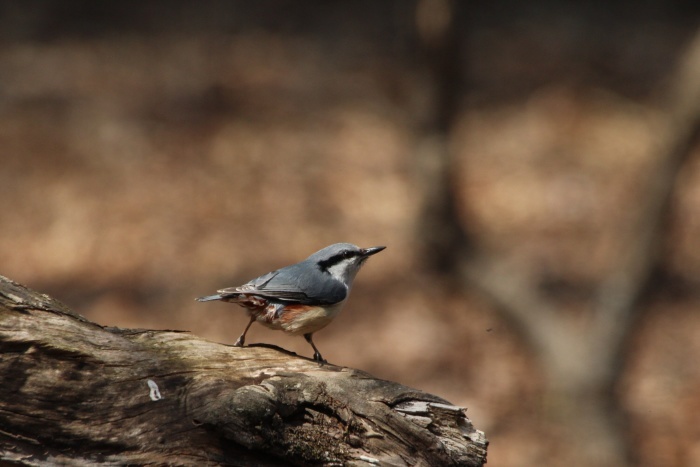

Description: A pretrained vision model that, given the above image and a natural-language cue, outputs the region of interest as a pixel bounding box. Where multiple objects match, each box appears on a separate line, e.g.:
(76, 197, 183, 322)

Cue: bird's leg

(234, 317, 255, 347)
(304, 333, 326, 365)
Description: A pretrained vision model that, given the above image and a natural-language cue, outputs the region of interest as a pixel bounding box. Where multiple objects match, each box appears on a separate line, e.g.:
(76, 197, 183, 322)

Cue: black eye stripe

(318, 250, 359, 270)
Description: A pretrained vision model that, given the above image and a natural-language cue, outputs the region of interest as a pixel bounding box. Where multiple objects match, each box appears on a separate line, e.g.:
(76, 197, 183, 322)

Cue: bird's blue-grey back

(198, 242, 381, 305)
(242, 260, 347, 305)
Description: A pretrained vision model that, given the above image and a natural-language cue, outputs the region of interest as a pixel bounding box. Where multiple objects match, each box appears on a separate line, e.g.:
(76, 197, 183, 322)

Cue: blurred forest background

(2, 1, 700, 465)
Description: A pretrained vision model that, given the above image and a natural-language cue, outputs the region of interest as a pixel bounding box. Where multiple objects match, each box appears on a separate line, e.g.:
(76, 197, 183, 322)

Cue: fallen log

(0, 275, 487, 466)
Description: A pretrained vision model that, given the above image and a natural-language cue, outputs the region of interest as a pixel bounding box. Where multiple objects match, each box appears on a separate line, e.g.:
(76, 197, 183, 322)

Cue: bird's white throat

(325, 258, 362, 288)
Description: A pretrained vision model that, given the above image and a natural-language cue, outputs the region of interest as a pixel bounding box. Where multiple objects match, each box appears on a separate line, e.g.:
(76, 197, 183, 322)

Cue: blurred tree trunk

(0, 275, 487, 466)
(412, 0, 700, 464)
(413, 0, 472, 274)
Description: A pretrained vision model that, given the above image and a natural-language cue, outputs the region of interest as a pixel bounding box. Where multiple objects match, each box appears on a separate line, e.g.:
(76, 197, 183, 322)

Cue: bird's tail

(195, 294, 223, 302)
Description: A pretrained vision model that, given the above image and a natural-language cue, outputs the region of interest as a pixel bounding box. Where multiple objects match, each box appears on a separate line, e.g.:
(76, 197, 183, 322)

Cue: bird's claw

(313, 352, 327, 366)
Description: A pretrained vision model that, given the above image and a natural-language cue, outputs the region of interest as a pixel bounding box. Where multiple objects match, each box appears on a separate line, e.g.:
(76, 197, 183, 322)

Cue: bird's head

(309, 243, 386, 287)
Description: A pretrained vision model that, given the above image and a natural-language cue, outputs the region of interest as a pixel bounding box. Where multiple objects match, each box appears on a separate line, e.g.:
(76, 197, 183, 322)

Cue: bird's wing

(218, 265, 347, 305)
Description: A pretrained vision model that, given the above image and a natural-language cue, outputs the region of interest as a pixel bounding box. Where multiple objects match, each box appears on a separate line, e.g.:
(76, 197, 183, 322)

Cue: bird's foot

(313, 352, 327, 366)
(233, 337, 245, 347)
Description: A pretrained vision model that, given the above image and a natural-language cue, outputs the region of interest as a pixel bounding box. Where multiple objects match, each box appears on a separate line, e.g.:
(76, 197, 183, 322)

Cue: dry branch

(591, 27, 700, 375)
(0, 275, 487, 466)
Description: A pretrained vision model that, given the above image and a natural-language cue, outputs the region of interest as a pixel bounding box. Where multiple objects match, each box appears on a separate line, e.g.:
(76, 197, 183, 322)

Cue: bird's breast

(272, 301, 346, 335)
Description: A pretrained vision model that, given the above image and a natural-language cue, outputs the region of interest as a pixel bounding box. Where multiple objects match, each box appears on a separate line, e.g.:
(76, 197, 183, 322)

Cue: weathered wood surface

(0, 275, 488, 466)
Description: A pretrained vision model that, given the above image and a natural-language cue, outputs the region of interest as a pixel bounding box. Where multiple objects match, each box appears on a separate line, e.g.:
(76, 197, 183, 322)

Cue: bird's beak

(360, 246, 386, 257)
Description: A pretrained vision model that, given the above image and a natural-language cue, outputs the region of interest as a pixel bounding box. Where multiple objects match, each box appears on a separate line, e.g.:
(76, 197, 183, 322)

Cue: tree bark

(0, 275, 487, 466)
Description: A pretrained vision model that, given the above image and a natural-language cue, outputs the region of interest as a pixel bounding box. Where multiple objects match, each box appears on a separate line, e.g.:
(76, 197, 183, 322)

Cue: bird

(196, 243, 385, 363)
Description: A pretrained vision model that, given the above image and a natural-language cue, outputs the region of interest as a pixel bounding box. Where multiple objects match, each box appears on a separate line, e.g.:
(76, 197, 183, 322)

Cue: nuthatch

(196, 243, 385, 363)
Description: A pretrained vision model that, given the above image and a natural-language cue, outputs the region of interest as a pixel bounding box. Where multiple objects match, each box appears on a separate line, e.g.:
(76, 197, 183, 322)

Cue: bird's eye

(342, 250, 352, 259)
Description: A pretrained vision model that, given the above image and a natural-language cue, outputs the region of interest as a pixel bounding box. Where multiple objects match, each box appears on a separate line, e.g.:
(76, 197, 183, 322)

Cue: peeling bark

(0, 275, 487, 466)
